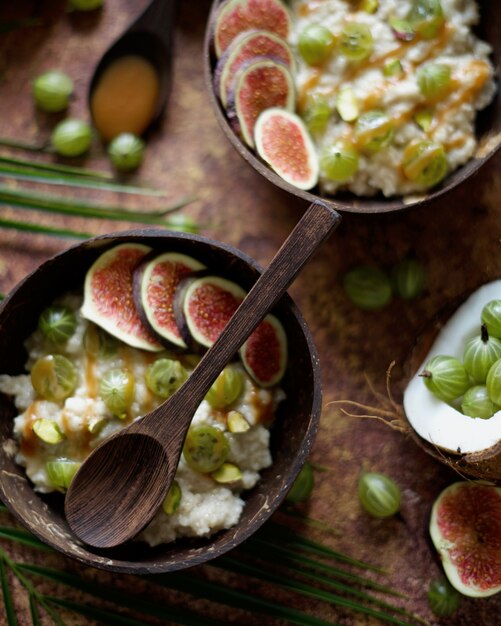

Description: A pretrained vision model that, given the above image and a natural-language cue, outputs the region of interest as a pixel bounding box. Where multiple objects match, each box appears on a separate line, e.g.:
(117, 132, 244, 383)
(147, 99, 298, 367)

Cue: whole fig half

(81, 243, 162, 352)
(429, 481, 501, 598)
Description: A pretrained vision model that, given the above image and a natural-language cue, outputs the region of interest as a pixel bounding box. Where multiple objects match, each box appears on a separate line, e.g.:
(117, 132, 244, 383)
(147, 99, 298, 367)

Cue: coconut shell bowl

(0, 229, 321, 573)
(204, 0, 501, 214)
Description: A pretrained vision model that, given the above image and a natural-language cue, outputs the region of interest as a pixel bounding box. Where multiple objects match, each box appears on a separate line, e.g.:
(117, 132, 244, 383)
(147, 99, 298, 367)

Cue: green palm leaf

(0, 155, 112, 180)
(29, 596, 42, 626)
(0, 557, 18, 626)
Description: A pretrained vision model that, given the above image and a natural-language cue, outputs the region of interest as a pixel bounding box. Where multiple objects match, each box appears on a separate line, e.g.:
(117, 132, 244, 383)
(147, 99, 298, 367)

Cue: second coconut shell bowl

(204, 0, 501, 214)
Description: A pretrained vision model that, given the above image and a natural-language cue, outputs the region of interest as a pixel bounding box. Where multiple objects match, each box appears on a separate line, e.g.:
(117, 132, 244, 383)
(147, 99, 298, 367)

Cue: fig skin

(403, 283, 501, 484)
(132, 252, 206, 352)
(254, 108, 319, 191)
(172, 271, 212, 354)
(81, 243, 163, 352)
(226, 57, 295, 148)
(429, 481, 501, 598)
(240, 313, 287, 387)
(215, 29, 295, 107)
(212, 0, 291, 59)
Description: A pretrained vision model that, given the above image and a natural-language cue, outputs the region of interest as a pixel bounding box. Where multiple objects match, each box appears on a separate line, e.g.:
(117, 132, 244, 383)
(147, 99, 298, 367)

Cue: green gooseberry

(427, 578, 461, 617)
(146, 358, 188, 399)
(286, 462, 315, 504)
(298, 24, 335, 66)
(46, 459, 81, 492)
(38, 305, 77, 344)
(463, 325, 501, 383)
(183, 424, 229, 473)
(358, 472, 400, 518)
(33, 70, 73, 113)
(205, 366, 244, 409)
(461, 385, 497, 419)
(391, 257, 426, 300)
(343, 266, 392, 310)
(69, 0, 104, 10)
(107, 132, 145, 171)
(51, 119, 92, 157)
(420, 355, 470, 403)
(486, 358, 501, 405)
(481, 299, 501, 338)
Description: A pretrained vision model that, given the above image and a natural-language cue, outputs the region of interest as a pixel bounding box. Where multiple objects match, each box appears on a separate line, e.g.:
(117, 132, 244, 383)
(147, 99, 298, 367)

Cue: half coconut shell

(403, 280, 501, 483)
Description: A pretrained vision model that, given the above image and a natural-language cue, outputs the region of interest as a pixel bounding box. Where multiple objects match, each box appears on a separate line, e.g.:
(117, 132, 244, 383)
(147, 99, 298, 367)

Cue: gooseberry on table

(358, 472, 401, 518)
(32, 70, 73, 113)
(107, 132, 145, 171)
(427, 578, 461, 617)
(286, 462, 314, 504)
(51, 119, 92, 157)
(391, 257, 426, 300)
(343, 266, 392, 311)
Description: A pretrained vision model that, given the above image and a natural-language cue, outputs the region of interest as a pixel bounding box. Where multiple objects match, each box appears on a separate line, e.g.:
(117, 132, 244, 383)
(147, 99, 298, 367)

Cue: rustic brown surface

(0, 1, 500, 625)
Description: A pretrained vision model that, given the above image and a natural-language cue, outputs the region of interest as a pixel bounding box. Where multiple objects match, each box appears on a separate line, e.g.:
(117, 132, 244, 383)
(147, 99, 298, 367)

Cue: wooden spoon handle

(143, 201, 341, 438)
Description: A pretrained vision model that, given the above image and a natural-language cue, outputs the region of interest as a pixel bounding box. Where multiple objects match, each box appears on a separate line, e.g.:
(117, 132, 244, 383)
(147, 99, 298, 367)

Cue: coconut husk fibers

(0, 0, 499, 624)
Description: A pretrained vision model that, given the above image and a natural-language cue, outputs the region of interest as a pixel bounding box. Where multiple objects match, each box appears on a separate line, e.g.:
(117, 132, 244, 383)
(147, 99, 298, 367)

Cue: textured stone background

(0, 1, 499, 624)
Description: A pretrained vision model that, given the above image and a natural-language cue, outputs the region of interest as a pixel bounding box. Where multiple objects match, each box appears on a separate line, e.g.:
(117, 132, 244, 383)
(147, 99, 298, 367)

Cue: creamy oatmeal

(289, 0, 496, 196)
(0, 294, 284, 546)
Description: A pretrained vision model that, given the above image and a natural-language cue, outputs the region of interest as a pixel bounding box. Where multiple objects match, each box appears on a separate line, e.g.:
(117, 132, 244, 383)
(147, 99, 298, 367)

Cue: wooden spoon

(65, 201, 341, 548)
(88, 0, 177, 133)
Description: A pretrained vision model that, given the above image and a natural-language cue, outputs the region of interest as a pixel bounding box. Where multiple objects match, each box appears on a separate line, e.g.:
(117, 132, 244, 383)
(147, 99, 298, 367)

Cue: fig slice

(254, 108, 319, 190)
(429, 481, 501, 598)
(215, 29, 295, 108)
(179, 275, 246, 349)
(240, 313, 287, 387)
(228, 59, 295, 148)
(133, 252, 206, 350)
(213, 0, 291, 58)
(81, 243, 162, 352)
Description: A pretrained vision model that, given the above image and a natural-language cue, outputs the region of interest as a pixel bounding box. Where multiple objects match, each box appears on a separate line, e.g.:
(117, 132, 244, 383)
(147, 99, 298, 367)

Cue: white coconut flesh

(403, 280, 501, 455)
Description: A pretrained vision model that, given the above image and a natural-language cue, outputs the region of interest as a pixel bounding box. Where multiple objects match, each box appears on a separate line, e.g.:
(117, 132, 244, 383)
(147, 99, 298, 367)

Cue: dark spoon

(88, 0, 177, 131)
(65, 201, 341, 549)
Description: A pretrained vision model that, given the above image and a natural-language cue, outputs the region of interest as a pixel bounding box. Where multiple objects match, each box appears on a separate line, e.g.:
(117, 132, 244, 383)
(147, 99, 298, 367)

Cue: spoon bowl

(0, 227, 323, 573)
(88, 0, 177, 137)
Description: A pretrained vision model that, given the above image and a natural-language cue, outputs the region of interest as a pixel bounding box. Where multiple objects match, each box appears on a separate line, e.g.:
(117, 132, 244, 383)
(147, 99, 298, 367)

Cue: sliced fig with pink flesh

(429, 481, 501, 598)
(254, 108, 319, 190)
(215, 29, 295, 108)
(134, 252, 206, 350)
(82, 243, 162, 352)
(213, 0, 291, 58)
(228, 59, 295, 148)
(240, 313, 287, 387)
(180, 276, 246, 349)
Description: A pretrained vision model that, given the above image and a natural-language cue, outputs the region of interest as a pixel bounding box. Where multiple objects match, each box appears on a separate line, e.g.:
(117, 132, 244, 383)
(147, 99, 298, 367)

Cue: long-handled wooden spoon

(65, 201, 341, 548)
